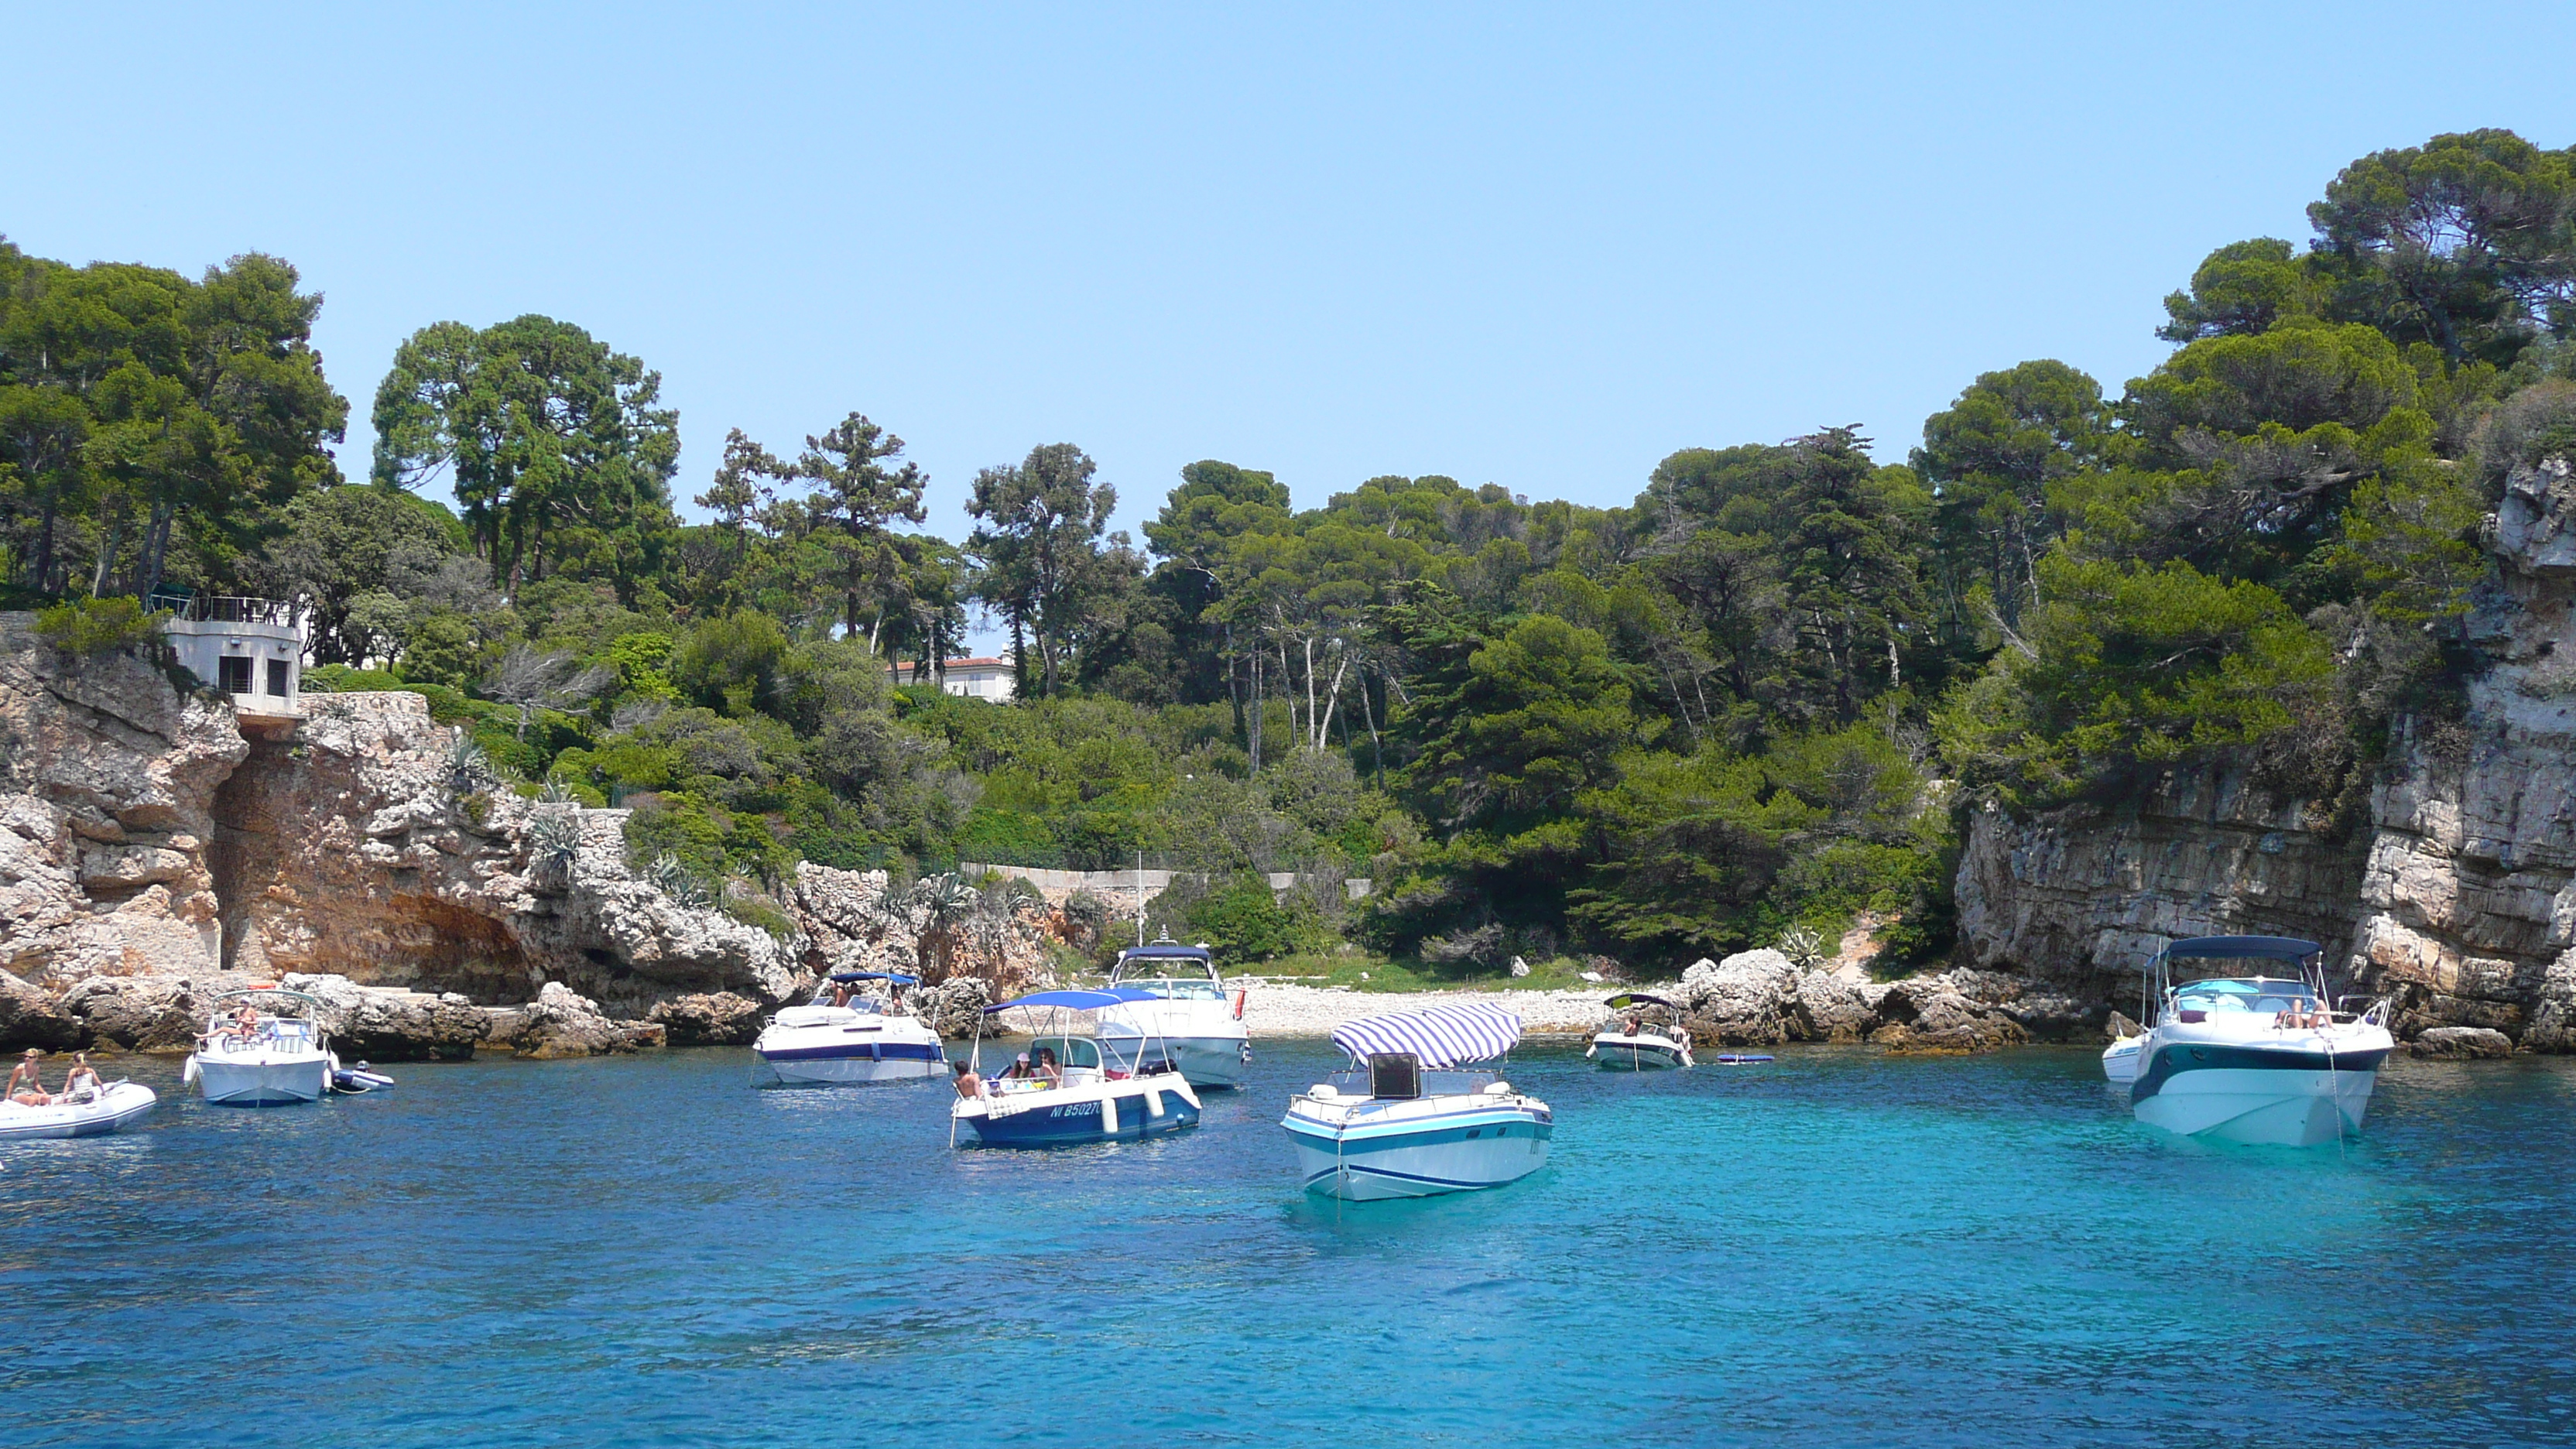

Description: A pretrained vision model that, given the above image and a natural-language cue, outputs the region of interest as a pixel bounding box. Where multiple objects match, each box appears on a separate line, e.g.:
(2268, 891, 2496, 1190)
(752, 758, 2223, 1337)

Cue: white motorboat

(0, 1081, 157, 1139)
(2102, 1033, 2144, 1085)
(752, 971, 947, 1087)
(951, 989, 1201, 1146)
(2128, 935, 2393, 1147)
(1586, 992, 1694, 1070)
(1283, 1002, 1550, 1201)
(1095, 940, 1252, 1088)
(183, 987, 336, 1106)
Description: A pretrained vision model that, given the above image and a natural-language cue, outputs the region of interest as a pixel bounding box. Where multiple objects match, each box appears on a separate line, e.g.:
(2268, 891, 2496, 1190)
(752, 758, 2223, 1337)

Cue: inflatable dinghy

(0, 1082, 157, 1140)
(331, 1064, 396, 1094)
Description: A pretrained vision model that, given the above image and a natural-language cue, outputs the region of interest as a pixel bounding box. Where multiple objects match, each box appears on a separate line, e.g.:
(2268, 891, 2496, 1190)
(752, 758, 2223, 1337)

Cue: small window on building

(218, 656, 253, 694)
(265, 659, 289, 697)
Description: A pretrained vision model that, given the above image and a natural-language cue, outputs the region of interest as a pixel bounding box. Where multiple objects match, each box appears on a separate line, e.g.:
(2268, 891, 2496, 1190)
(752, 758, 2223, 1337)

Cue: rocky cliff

(0, 623, 1064, 1054)
(1957, 453, 2576, 1050)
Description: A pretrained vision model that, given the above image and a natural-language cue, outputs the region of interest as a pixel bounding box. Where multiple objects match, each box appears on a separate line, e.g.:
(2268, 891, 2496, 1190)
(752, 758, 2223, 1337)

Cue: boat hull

(0, 1083, 157, 1139)
(194, 1057, 331, 1107)
(2130, 1045, 2386, 1146)
(752, 1040, 947, 1087)
(2102, 1038, 2142, 1085)
(1588, 1034, 1689, 1070)
(955, 1075, 1202, 1147)
(1285, 1105, 1553, 1200)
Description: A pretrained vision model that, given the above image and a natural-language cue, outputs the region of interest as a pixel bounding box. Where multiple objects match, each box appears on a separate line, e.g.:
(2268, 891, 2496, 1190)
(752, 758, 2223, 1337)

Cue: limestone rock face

(786, 864, 1059, 995)
(506, 981, 663, 1058)
(211, 691, 802, 1016)
(274, 972, 491, 1061)
(57, 975, 204, 1053)
(1869, 977, 2030, 1054)
(0, 968, 82, 1050)
(910, 976, 993, 1040)
(2408, 1025, 2515, 1059)
(0, 618, 244, 984)
(649, 991, 765, 1046)
(1951, 448, 2576, 1053)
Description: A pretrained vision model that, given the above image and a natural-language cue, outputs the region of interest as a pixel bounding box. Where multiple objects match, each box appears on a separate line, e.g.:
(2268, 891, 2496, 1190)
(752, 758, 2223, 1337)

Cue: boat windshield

(1112, 958, 1224, 999)
(1023, 1036, 1105, 1071)
(2174, 978, 2317, 1013)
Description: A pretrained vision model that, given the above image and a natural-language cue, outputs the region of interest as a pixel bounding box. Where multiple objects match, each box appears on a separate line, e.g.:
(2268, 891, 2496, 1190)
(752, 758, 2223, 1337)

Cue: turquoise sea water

(4, 1042, 2572, 1447)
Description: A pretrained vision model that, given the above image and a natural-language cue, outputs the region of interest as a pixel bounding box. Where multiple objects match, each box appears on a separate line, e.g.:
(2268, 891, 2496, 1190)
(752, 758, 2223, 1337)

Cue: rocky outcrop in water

(273, 972, 492, 1061)
(502, 981, 665, 1058)
(2407, 1025, 2515, 1059)
(649, 991, 765, 1046)
(1658, 950, 2047, 1053)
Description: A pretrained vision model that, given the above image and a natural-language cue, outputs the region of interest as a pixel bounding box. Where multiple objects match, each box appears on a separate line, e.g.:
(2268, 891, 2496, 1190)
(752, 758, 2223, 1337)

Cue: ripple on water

(2, 1045, 2573, 1447)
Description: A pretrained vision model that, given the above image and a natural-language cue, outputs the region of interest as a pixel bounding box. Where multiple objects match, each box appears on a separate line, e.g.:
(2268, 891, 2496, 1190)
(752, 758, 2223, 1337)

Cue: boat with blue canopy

(1280, 1002, 1551, 1201)
(752, 971, 948, 1087)
(2126, 934, 2393, 1146)
(1098, 937, 1252, 1088)
(950, 988, 1202, 1147)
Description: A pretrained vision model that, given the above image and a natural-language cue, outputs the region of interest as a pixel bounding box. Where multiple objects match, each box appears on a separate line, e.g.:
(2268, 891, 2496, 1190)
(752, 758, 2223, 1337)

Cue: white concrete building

(159, 595, 303, 724)
(897, 656, 1016, 702)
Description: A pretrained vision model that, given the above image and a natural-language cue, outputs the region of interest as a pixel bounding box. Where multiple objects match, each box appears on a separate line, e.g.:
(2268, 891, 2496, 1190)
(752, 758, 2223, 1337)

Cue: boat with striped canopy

(1280, 1002, 1552, 1201)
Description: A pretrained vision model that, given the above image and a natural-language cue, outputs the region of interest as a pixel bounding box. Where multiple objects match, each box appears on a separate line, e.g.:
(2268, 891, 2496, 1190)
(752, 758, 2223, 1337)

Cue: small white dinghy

(184, 986, 336, 1107)
(0, 1082, 157, 1140)
(1586, 992, 1694, 1070)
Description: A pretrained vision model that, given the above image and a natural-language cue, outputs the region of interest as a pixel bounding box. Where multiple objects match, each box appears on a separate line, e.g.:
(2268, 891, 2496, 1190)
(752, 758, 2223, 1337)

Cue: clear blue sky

(11, 2, 2576, 574)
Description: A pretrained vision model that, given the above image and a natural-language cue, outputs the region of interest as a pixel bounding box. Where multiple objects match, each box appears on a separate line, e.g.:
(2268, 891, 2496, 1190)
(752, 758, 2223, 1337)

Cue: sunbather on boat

(229, 1002, 263, 1040)
(57, 1053, 101, 1103)
(952, 1061, 985, 1099)
(8, 1050, 51, 1105)
(1030, 1047, 1063, 1087)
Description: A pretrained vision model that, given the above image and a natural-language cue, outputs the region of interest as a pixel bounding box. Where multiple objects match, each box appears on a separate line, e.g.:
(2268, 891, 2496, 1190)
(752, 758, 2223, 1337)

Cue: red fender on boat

(1234, 989, 1247, 1020)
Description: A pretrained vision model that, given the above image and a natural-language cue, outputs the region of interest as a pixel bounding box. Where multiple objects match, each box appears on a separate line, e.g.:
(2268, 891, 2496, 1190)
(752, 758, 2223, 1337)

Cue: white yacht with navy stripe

(1282, 1002, 1552, 1201)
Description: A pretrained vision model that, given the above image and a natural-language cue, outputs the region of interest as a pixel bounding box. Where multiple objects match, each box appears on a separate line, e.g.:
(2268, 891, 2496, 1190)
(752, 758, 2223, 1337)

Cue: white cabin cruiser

(1283, 1002, 1550, 1201)
(183, 987, 337, 1106)
(1587, 992, 1694, 1070)
(1097, 940, 1251, 1088)
(951, 990, 1201, 1146)
(2128, 936, 2393, 1147)
(752, 971, 947, 1087)
(0, 1081, 156, 1139)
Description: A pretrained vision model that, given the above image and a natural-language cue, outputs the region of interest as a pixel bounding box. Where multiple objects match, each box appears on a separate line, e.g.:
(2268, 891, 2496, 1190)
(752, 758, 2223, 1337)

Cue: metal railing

(146, 592, 300, 626)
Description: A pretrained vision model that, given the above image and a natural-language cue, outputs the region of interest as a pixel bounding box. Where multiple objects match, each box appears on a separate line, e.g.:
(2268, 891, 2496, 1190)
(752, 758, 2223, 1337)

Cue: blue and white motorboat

(2128, 935, 2393, 1147)
(1097, 939, 1252, 1088)
(951, 989, 1202, 1147)
(1282, 1002, 1551, 1201)
(752, 971, 948, 1087)
(1586, 992, 1693, 1070)
(183, 987, 336, 1106)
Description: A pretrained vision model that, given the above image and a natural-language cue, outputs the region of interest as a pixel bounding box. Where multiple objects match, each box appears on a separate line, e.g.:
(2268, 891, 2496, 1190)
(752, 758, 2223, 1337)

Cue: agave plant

(909, 872, 979, 977)
(445, 732, 493, 794)
(1776, 924, 1828, 970)
(537, 777, 577, 806)
(526, 810, 582, 878)
(647, 853, 714, 910)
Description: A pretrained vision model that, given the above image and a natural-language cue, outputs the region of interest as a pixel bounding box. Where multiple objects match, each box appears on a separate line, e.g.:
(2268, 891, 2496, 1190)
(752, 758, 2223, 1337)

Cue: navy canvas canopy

(985, 988, 1163, 1013)
(1604, 992, 1677, 1009)
(1331, 1002, 1523, 1067)
(1119, 944, 1212, 961)
(2160, 936, 2320, 961)
(829, 971, 920, 985)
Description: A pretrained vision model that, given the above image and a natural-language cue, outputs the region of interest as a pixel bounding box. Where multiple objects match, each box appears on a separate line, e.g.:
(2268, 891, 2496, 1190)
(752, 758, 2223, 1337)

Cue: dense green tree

(967, 443, 1119, 697)
(257, 484, 469, 663)
(2159, 238, 2321, 343)
(1913, 361, 2112, 639)
(372, 315, 679, 599)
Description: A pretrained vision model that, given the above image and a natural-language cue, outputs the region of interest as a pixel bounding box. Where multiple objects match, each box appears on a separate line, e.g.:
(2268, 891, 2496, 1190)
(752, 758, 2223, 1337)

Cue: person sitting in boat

(1622, 1013, 1642, 1037)
(951, 1060, 985, 1100)
(57, 1053, 101, 1103)
(7, 1050, 50, 1107)
(229, 1001, 264, 1042)
(1031, 1046, 1063, 1088)
(999, 1051, 1033, 1080)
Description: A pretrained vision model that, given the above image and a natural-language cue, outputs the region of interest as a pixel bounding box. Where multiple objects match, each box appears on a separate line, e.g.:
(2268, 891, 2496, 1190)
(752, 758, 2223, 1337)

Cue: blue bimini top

(985, 988, 1163, 1014)
(831, 971, 921, 985)
(1331, 1002, 1523, 1068)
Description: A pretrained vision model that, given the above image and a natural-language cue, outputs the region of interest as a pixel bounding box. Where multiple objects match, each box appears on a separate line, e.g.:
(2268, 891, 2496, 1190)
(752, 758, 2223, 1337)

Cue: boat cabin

(2170, 977, 2321, 1023)
(1110, 942, 1225, 999)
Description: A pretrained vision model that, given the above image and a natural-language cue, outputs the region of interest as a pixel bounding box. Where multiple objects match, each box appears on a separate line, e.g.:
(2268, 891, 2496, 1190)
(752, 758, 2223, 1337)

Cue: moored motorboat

(1586, 992, 1694, 1070)
(752, 971, 947, 1087)
(184, 987, 335, 1107)
(0, 1081, 157, 1140)
(1283, 1002, 1550, 1201)
(951, 989, 1202, 1147)
(1096, 939, 1252, 1088)
(2102, 1033, 2143, 1085)
(2128, 936, 2393, 1147)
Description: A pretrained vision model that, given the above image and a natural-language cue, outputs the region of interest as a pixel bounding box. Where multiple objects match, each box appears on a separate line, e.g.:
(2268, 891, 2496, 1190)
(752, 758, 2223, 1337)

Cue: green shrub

(34, 596, 166, 656)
